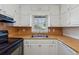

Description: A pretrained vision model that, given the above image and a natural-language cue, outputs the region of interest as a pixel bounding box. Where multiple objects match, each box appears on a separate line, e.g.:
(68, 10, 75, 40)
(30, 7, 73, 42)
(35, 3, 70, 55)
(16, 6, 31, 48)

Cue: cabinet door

(0, 4, 20, 26)
(61, 4, 79, 26)
(57, 41, 77, 55)
(24, 44, 57, 55)
(3, 5, 16, 17)
(70, 7, 79, 26)
(61, 12, 71, 26)
(50, 15, 60, 26)
(49, 5, 59, 15)
(0, 5, 5, 14)
(24, 40, 58, 55)
(61, 4, 70, 14)
(20, 15, 31, 26)
(60, 4, 71, 27)
(69, 4, 79, 10)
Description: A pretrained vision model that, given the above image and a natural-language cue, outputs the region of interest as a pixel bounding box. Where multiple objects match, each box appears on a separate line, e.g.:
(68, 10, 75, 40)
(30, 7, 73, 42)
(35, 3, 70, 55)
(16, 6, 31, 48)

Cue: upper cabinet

(49, 5, 60, 27)
(2, 4, 79, 27)
(60, 4, 79, 27)
(20, 5, 60, 27)
(61, 5, 70, 14)
(50, 15, 60, 27)
(0, 5, 19, 22)
(60, 10, 71, 26)
(0, 5, 19, 18)
(60, 4, 71, 27)
(70, 6, 79, 26)
(0, 4, 60, 27)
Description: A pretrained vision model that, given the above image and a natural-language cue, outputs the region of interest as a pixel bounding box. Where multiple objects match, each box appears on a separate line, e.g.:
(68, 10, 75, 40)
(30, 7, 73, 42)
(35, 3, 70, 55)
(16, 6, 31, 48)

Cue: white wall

(63, 27, 79, 39)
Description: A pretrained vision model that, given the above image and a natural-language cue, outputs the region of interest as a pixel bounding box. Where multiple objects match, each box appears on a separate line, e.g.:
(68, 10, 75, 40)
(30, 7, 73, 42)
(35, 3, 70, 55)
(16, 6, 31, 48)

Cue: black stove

(0, 30, 23, 55)
(0, 30, 8, 44)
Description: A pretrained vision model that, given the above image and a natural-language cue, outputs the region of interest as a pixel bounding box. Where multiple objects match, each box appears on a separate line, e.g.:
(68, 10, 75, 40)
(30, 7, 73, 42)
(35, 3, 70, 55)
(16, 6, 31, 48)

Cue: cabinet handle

(38, 45, 42, 47)
(27, 45, 31, 48)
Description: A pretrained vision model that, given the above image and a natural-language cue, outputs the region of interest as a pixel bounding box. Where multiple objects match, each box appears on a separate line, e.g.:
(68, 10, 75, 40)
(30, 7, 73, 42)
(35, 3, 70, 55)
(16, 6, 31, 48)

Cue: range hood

(0, 14, 16, 23)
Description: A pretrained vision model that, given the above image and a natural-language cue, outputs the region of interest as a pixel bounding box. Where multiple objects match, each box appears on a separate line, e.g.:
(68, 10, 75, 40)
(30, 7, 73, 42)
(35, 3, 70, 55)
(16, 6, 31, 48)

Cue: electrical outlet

(48, 29, 50, 32)
(22, 29, 26, 32)
(53, 29, 55, 32)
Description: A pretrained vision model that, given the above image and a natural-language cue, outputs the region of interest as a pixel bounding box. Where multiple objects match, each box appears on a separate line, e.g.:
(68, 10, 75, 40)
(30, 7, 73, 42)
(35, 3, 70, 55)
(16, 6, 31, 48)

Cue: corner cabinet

(60, 4, 79, 27)
(24, 39, 77, 55)
(70, 6, 79, 26)
(57, 41, 77, 55)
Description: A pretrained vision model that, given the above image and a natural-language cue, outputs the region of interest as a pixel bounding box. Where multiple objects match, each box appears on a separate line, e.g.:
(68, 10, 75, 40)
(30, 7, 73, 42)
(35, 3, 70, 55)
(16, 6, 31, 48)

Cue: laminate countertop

(49, 35, 79, 54)
(9, 35, 79, 54)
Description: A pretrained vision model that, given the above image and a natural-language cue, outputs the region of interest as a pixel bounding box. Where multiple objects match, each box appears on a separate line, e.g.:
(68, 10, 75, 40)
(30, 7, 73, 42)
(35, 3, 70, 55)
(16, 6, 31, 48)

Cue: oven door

(0, 30, 8, 44)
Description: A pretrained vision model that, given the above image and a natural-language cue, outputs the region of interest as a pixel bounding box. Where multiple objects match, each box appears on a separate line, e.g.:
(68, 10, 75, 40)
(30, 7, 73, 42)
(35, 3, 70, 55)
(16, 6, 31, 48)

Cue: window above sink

(32, 15, 48, 33)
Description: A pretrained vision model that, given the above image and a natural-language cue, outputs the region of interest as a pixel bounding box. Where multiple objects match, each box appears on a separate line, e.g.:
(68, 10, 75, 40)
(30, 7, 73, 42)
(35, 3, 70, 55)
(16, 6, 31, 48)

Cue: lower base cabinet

(57, 41, 77, 55)
(24, 45, 57, 55)
(24, 39, 58, 55)
(24, 39, 77, 55)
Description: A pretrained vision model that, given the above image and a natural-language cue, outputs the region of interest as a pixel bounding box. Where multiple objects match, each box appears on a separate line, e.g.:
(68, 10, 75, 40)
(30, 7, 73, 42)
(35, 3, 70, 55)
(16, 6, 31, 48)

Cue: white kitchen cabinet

(24, 39, 77, 55)
(57, 41, 77, 55)
(24, 44, 57, 55)
(24, 39, 58, 55)
(60, 4, 79, 27)
(49, 5, 59, 15)
(20, 5, 60, 27)
(31, 5, 49, 11)
(49, 5, 60, 27)
(0, 5, 8, 15)
(60, 12, 71, 26)
(61, 4, 70, 14)
(0, 5, 4, 14)
(24, 39, 57, 44)
(69, 4, 79, 10)
(16, 5, 31, 26)
(60, 4, 71, 27)
(1, 5, 18, 18)
(0, 4, 20, 26)
(19, 15, 31, 26)
(70, 6, 79, 26)
(3, 5, 15, 17)
(12, 5, 21, 26)
(50, 15, 60, 27)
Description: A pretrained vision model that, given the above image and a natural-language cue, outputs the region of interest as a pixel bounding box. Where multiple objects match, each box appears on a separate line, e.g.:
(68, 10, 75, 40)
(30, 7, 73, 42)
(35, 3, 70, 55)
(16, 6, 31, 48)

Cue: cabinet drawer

(24, 40, 57, 45)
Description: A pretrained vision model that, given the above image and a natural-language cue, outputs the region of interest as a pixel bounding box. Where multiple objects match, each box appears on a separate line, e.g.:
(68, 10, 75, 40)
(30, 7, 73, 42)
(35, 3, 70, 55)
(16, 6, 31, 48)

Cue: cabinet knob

(38, 45, 42, 47)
